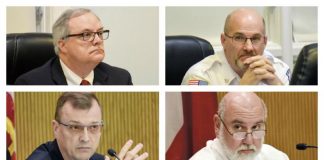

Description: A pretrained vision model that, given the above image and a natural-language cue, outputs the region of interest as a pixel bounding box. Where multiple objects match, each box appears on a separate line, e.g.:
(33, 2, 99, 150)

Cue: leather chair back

(7, 33, 56, 85)
(166, 35, 214, 85)
(290, 43, 318, 85)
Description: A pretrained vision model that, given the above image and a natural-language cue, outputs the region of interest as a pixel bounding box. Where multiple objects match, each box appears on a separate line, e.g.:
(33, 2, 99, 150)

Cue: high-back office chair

(166, 35, 214, 85)
(290, 43, 318, 85)
(7, 33, 56, 85)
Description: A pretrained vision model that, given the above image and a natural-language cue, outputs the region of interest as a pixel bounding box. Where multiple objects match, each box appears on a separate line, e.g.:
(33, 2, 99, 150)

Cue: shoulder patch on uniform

(188, 80, 208, 85)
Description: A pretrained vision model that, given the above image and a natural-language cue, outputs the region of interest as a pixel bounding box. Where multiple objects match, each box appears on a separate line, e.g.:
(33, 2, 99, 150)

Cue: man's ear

(220, 33, 226, 46)
(52, 120, 59, 137)
(213, 114, 221, 136)
(263, 35, 268, 46)
(58, 39, 67, 54)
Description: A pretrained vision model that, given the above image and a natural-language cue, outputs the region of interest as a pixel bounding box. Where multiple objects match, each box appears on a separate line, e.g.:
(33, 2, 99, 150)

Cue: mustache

(237, 144, 257, 152)
(239, 52, 256, 58)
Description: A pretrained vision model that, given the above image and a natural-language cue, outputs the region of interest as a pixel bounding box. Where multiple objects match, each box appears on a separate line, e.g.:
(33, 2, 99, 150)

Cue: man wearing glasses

(182, 8, 290, 85)
(27, 92, 148, 160)
(15, 8, 132, 85)
(190, 92, 289, 160)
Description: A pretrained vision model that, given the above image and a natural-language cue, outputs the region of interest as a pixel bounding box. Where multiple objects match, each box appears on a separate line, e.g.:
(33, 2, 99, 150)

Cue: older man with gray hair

(190, 92, 289, 160)
(15, 8, 132, 85)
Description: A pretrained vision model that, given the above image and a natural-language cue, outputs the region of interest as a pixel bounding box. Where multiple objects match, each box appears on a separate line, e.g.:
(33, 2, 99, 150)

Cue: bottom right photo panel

(166, 92, 317, 160)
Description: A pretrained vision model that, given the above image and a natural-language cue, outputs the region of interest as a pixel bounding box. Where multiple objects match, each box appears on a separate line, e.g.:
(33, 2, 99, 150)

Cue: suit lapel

(51, 57, 68, 85)
(93, 63, 109, 85)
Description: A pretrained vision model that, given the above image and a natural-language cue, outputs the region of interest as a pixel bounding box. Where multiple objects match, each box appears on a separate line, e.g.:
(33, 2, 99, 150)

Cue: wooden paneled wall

(15, 92, 159, 160)
(216, 92, 317, 160)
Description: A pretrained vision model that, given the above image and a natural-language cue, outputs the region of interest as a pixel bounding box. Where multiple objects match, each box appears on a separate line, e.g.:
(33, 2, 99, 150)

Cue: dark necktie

(80, 80, 91, 85)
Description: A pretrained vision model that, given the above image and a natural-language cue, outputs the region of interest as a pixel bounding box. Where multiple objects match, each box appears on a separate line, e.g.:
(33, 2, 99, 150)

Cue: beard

(235, 51, 257, 72)
(218, 127, 263, 160)
(235, 59, 248, 71)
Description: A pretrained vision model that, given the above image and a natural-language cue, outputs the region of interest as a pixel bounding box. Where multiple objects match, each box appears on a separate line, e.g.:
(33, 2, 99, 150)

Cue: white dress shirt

(60, 59, 94, 85)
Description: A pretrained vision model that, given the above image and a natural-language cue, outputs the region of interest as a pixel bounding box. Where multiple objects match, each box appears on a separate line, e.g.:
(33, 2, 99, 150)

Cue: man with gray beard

(190, 92, 289, 160)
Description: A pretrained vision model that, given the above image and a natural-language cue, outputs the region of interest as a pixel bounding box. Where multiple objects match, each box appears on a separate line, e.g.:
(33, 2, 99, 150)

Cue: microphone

(296, 143, 318, 150)
(107, 149, 120, 160)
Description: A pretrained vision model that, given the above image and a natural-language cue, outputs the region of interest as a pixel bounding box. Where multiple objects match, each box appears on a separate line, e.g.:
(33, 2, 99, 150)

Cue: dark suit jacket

(14, 57, 132, 85)
(27, 140, 104, 160)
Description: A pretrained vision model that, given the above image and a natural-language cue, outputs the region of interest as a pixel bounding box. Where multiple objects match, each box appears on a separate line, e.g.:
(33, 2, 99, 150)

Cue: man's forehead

(60, 101, 102, 118)
(228, 10, 264, 34)
(68, 12, 102, 31)
(223, 93, 264, 115)
(227, 97, 263, 111)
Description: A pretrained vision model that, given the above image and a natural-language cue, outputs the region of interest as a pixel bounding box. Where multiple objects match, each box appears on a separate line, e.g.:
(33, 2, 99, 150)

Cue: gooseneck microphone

(107, 149, 121, 160)
(296, 143, 318, 150)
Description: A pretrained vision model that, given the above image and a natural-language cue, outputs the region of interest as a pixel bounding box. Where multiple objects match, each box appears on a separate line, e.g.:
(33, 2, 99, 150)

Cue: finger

(255, 72, 276, 80)
(124, 143, 144, 160)
(105, 155, 111, 160)
(129, 143, 144, 155)
(263, 64, 275, 73)
(124, 152, 136, 160)
(248, 58, 272, 69)
(135, 152, 149, 160)
(252, 68, 268, 75)
(243, 55, 263, 64)
(118, 140, 134, 159)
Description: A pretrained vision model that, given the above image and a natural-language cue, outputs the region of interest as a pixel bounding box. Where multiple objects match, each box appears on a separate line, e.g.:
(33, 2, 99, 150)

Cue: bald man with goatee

(182, 8, 290, 85)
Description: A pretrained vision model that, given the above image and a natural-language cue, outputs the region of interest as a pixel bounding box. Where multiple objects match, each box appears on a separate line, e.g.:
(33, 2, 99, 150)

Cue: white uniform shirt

(181, 50, 290, 85)
(190, 138, 289, 160)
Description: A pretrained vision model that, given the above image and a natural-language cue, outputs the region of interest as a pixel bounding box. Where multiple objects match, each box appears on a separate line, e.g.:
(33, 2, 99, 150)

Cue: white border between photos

(1, 0, 322, 160)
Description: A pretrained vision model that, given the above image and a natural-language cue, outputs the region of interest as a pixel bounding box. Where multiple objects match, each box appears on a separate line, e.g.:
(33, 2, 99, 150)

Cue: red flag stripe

(166, 92, 218, 159)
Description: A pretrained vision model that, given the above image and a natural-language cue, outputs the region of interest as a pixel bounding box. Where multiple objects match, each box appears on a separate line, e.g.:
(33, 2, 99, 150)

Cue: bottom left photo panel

(6, 92, 159, 160)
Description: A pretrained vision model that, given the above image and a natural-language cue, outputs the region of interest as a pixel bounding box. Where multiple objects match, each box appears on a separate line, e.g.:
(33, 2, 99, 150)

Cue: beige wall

(7, 7, 36, 33)
(15, 92, 159, 160)
(217, 92, 317, 160)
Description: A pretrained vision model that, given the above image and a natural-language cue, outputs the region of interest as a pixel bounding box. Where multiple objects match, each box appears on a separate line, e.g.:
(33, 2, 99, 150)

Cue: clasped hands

(239, 55, 283, 85)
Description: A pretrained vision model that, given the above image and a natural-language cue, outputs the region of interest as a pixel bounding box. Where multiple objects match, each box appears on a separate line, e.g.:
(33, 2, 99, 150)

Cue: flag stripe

(166, 92, 218, 159)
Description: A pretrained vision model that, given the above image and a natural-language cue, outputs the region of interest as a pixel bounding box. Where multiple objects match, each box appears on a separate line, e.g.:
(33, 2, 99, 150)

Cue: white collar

(59, 59, 94, 85)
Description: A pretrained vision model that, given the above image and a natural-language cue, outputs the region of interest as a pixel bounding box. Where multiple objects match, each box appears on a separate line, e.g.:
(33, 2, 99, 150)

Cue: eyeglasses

(57, 120, 104, 134)
(63, 30, 110, 42)
(224, 32, 264, 46)
(219, 117, 266, 140)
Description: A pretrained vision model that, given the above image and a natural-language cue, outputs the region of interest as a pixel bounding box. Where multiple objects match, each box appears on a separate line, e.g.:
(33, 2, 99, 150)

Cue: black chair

(166, 35, 214, 85)
(7, 33, 56, 85)
(290, 43, 318, 85)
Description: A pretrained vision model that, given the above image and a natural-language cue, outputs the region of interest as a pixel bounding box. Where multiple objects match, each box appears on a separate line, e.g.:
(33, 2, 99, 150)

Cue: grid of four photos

(5, 3, 319, 160)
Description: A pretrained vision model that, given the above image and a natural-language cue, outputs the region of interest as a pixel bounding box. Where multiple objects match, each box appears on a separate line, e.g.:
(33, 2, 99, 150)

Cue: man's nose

(92, 33, 103, 45)
(80, 127, 90, 142)
(243, 39, 254, 51)
(242, 132, 254, 145)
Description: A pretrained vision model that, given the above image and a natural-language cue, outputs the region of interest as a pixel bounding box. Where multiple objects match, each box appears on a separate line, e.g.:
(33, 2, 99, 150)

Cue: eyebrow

(76, 27, 104, 33)
(67, 120, 103, 125)
(230, 119, 265, 125)
(232, 32, 263, 37)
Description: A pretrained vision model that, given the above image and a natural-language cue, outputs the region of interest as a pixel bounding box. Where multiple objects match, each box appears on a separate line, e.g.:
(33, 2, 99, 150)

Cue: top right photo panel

(166, 7, 317, 86)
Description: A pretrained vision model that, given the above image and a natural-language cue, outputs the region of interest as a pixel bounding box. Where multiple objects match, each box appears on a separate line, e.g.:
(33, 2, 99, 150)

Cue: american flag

(188, 80, 208, 85)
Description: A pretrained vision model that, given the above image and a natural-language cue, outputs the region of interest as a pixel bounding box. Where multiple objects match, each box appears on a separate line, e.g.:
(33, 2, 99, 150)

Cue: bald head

(224, 8, 266, 34)
(218, 92, 267, 120)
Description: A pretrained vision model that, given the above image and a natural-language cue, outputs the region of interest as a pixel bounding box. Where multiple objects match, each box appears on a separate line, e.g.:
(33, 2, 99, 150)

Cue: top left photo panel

(7, 6, 159, 85)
